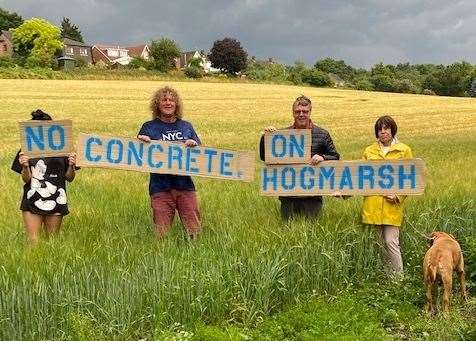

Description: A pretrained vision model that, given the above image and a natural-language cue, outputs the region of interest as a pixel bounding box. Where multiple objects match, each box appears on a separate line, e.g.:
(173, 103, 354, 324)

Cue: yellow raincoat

(361, 141, 413, 227)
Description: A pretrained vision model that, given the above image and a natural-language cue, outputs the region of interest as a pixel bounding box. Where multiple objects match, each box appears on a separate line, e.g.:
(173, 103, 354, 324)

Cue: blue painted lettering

(186, 148, 200, 173)
(399, 165, 416, 189)
(127, 141, 144, 166)
(378, 165, 394, 189)
(220, 152, 233, 176)
(358, 165, 374, 189)
(319, 167, 335, 190)
(147, 144, 163, 168)
(300, 166, 315, 189)
(25, 126, 45, 151)
(106, 139, 123, 164)
(262, 168, 278, 191)
(85, 137, 102, 162)
(281, 167, 296, 190)
(47, 125, 65, 151)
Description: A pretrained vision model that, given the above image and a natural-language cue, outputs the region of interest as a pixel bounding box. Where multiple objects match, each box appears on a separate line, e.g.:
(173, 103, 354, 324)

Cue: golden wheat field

(0, 79, 475, 339)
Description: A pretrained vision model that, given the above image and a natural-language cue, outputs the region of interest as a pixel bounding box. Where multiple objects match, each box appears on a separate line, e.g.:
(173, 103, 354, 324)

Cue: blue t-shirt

(138, 118, 201, 194)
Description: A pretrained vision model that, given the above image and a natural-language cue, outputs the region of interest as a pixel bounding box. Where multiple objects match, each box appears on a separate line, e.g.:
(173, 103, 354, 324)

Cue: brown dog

(423, 231, 467, 314)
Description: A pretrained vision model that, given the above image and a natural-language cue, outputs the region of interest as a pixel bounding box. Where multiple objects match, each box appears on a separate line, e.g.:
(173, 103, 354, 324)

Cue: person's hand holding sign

(137, 134, 151, 143)
(384, 195, 400, 204)
(68, 153, 77, 167)
(310, 154, 324, 165)
(264, 126, 277, 133)
(184, 139, 198, 147)
(18, 152, 30, 168)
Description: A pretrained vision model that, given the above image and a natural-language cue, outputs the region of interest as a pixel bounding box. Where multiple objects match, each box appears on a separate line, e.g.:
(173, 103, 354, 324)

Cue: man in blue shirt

(138, 86, 201, 239)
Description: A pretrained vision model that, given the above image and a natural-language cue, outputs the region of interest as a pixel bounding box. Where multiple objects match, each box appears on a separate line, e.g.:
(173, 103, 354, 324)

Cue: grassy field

(0, 79, 475, 340)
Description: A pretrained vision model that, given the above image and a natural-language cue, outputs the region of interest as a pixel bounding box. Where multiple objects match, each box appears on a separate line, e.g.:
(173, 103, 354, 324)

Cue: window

(80, 48, 88, 56)
(120, 50, 127, 57)
(108, 49, 118, 57)
(66, 47, 74, 55)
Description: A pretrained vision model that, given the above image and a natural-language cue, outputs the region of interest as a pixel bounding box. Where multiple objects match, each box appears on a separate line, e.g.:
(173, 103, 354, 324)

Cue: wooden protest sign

(76, 133, 255, 182)
(19, 120, 73, 157)
(260, 159, 426, 196)
(264, 129, 311, 164)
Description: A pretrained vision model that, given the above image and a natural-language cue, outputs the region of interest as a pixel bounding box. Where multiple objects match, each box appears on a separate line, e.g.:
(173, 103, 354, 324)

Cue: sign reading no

(19, 120, 73, 157)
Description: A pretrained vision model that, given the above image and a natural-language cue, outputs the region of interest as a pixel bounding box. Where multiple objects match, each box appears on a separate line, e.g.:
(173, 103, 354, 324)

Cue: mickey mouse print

(12, 152, 71, 215)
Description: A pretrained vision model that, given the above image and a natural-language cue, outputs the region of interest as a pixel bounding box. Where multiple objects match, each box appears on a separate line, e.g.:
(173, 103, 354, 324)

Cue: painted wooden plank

(19, 120, 73, 157)
(76, 133, 255, 182)
(264, 129, 311, 164)
(260, 159, 426, 196)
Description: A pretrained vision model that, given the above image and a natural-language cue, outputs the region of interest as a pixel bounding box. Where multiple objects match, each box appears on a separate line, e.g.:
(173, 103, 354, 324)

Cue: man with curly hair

(138, 86, 201, 239)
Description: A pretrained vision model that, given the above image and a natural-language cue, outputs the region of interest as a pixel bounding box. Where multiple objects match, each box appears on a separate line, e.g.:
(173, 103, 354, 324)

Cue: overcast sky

(2, 0, 475, 68)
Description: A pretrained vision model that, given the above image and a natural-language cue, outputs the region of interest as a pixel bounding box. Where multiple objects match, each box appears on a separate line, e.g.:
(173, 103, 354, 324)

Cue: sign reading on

(261, 159, 426, 196)
(19, 120, 72, 157)
(76, 133, 255, 182)
(264, 129, 311, 164)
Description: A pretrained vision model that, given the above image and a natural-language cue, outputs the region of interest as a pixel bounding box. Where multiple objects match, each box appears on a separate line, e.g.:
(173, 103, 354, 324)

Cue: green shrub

(74, 57, 88, 68)
(354, 78, 374, 91)
(302, 68, 333, 87)
(0, 56, 16, 68)
(128, 57, 150, 70)
(184, 66, 204, 78)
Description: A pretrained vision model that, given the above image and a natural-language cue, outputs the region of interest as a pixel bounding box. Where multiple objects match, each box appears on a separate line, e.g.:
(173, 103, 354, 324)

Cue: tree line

(1, 7, 475, 97)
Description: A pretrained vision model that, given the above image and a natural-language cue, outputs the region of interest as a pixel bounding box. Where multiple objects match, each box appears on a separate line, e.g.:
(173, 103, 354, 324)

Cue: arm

(137, 122, 152, 142)
(321, 132, 340, 160)
(17, 152, 32, 183)
(310, 131, 339, 165)
(65, 153, 77, 182)
(185, 124, 201, 147)
(259, 135, 265, 161)
(259, 126, 277, 162)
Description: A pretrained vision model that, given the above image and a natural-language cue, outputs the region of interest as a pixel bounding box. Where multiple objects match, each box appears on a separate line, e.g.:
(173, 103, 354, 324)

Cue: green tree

(424, 61, 473, 96)
(12, 18, 63, 68)
(149, 37, 180, 72)
(469, 79, 476, 97)
(0, 8, 23, 31)
(302, 68, 333, 87)
(314, 58, 355, 81)
(209, 37, 247, 74)
(60, 17, 83, 42)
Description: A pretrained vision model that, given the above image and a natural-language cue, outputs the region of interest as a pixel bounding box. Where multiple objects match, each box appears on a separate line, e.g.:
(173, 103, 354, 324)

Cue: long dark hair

(31, 109, 52, 121)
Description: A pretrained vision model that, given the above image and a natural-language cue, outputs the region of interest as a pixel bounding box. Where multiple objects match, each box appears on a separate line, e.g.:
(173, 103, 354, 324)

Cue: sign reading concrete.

(19, 120, 73, 157)
(264, 129, 311, 164)
(76, 133, 255, 182)
(261, 159, 426, 196)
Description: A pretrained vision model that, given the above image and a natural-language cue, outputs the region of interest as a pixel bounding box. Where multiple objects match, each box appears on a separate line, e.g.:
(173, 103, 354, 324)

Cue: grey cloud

(1, 0, 475, 68)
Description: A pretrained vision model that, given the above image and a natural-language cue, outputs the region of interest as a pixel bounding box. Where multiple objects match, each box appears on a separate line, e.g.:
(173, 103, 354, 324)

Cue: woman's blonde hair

(150, 86, 183, 119)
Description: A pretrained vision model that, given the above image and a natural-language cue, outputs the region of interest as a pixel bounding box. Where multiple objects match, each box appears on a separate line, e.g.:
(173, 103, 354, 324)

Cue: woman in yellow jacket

(362, 115, 413, 277)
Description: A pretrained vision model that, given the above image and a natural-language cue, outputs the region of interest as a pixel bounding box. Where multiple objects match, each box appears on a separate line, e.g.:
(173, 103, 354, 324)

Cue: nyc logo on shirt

(162, 130, 184, 141)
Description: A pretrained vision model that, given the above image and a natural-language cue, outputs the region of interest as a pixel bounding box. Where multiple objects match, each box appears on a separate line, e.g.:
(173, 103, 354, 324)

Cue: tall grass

(0, 80, 474, 339)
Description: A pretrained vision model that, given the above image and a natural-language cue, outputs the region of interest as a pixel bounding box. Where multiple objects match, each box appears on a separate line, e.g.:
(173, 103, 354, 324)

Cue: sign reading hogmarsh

(19, 120, 72, 157)
(76, 133, 255, 182)
(261, 159, 426, 196)
(264, 129, 311, 164)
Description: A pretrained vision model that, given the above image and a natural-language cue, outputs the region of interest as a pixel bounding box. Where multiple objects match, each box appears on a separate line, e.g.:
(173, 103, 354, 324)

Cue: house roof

(94, 44, 128, 51)
(126, 44, 148, 57)
(0, 30, 12, 41)
(92, 45, 112, 62)
(62, 37, 91, 47)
